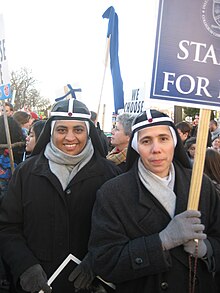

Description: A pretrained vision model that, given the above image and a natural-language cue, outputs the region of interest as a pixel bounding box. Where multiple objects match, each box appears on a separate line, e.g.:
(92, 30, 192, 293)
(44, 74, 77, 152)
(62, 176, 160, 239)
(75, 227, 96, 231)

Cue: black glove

(91, 283, 107, 293)
(68, 254, 95, 290)
(20, 264, 51, 293)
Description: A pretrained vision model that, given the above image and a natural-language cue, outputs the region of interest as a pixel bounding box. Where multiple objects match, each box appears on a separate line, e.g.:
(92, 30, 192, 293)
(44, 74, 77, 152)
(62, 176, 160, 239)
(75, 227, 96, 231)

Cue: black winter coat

(89, 160, 220, 293)
(0, 151, 121, 293)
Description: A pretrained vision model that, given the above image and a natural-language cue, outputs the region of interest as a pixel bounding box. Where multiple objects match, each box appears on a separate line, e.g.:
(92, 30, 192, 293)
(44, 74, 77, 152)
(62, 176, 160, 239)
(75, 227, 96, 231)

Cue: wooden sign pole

(187, 108, 211, 210)
(102, 103, 106, 130)
(97, 36, 111, 119)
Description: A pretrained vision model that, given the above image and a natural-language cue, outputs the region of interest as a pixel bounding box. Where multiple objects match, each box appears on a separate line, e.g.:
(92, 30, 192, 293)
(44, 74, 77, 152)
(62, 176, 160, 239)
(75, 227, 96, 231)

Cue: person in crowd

(13, 111, 32, 137)
(0, 116, 25, 166)
(4, 102, 14, 117)
(175, 121, 191, 145)
(211, 136, 220, 152)
(190, 113, 199, 137)
(90, 111, 109, 156)
(190, 114, 212, 147)
(184, 136, 197, 164)
(203, 148, 220, 291)
(107, 113, 135, 171)
(24, 120, 46, 159)
(0, 98, 121, 293)
(209, 119, 220, 142)
(29, 111, 39, 123)
(0, 116, 25, 292)
(106, 133, 114, 153)
(204, 148, 220, 193)
(89, 109, 220, 293)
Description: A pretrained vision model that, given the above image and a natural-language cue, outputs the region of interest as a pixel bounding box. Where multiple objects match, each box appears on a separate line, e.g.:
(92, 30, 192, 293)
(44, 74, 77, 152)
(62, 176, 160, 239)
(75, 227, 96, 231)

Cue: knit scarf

(138, 158, 176, 218)
(106, 147, 127, 165)
(44, 138, 94, 190)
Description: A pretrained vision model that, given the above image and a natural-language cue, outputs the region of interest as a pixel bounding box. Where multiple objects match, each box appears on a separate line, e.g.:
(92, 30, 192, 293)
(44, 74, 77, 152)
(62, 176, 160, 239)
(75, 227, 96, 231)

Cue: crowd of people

(0, 100, 219, 293)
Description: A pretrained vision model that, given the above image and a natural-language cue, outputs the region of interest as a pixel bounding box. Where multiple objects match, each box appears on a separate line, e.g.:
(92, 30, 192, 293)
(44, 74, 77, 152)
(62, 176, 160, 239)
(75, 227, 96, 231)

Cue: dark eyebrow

(159, 133, 171, 137)
(139, 133, 171, 141)
(73, 125, 86, 129)
(55, 124, 86, 129)
(138, 135, 151, 142)
(55, 125, 68, 129)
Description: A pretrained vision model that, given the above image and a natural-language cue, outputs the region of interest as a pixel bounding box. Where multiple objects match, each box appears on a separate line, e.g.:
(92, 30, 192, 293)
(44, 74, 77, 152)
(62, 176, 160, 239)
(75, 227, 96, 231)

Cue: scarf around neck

(138, 158, 176, 218)
(107, 147, 127, 165)
(44, 138, 94, 190)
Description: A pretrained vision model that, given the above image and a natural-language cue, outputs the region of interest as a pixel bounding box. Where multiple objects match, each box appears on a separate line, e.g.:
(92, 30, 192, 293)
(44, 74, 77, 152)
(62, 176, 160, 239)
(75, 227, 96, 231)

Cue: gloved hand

(91, 283, 107, 293)
(68, 254, 95, 290)
(159, 210, 206, 250)
(184, 239, 207, 258)
(20, 264, 51, 293)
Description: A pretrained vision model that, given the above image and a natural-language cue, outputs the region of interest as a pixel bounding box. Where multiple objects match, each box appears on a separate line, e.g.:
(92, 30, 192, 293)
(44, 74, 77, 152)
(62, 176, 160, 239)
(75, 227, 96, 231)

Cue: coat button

(161, 282, 168, 290)
(66, 189, 71, 195)
(135, 257, 143, 264)
(192, 276, 198, 285)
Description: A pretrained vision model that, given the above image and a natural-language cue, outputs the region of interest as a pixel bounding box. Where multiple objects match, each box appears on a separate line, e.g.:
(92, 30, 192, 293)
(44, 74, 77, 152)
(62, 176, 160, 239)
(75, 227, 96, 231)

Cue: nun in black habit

(89, 109, 220, 293)
(0, 98, 121, 293)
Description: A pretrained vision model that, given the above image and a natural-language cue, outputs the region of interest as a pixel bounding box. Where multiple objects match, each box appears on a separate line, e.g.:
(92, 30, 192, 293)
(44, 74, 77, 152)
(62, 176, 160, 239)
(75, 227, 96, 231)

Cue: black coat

(0, 151, 121, 293)
(89, 160, 220, 293)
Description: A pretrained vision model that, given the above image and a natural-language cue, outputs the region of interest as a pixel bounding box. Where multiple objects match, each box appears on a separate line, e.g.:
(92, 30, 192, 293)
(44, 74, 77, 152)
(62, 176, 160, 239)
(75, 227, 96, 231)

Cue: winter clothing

(20, 264, 51, 293)
(89, 161, 220, 293)
(0, 149, 120, 293)
(89, 109, 220, 293)
(0, 98, 121, 293)
(106, 147, 127, 172)
(96, 122, 109, 156)
(211, 127, 220, 142)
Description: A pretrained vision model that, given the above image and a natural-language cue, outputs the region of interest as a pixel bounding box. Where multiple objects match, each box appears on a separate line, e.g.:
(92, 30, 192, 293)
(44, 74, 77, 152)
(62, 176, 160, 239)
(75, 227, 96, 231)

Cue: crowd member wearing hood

(89, 109, 220, 293)
(0, 98, 121, 293)
(23, 120, 46, 160)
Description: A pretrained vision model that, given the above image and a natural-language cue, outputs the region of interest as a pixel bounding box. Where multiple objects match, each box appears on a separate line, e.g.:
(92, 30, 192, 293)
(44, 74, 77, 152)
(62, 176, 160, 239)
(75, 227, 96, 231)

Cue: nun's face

(137, 125, 174, 177)
(52, 120, 88, 155)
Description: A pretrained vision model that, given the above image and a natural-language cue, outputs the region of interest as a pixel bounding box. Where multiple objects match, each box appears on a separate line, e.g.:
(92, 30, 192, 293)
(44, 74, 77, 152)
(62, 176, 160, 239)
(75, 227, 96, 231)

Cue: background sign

(0, 14, 11, 100)
(124, 88, 145, 114)
(150, 0, 220, 110)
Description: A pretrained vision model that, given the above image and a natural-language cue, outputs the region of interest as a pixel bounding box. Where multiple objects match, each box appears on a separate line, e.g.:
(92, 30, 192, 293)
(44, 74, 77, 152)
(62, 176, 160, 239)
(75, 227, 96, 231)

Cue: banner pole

(97, 36, 111, 119)
(187, 108, 211, 210)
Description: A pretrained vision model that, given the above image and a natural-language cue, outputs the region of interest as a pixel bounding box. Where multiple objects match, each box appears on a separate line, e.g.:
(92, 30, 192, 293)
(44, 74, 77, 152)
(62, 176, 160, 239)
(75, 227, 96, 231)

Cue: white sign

(0, 14, 11, 100)
(124, 88, 145, 114)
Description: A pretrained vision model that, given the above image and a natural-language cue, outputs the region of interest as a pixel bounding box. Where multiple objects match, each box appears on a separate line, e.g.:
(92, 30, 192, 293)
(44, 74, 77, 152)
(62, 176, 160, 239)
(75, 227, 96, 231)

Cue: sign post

(0, 15, 14, 173)
(150, 0, 220, 210)
(187, 109, 211, 210)
(0, 15, 11, 102)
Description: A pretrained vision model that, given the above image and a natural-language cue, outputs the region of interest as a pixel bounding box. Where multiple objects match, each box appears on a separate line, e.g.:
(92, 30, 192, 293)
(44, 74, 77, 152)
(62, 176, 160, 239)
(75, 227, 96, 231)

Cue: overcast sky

(0, 0, 159, 129)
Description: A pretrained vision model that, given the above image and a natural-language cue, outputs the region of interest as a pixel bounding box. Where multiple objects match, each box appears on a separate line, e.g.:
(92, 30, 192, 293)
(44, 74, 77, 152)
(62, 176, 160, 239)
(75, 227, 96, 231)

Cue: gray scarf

(138, 158, 176, 218)
(44, 138, 94, 190)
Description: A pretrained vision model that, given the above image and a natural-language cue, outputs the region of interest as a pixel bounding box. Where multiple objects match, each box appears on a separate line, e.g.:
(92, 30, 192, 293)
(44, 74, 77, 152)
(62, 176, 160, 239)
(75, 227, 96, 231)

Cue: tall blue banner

(103, 6, 124, 114)
(150, 0, 220, 109)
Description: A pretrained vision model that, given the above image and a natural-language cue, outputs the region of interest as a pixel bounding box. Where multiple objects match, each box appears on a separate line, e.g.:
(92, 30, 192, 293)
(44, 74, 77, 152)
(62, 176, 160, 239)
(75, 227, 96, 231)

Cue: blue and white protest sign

(0, 14, 11, 100)
(150, 0, 220, 110)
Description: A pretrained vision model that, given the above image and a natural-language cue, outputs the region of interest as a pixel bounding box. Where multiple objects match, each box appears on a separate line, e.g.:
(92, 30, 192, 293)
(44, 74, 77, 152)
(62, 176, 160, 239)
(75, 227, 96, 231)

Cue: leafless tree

(10, 67, 51, 112)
